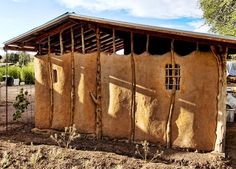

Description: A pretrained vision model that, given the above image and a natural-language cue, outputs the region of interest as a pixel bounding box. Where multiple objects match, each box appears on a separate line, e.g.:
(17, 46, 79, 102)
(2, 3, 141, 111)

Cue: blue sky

(0, 0, 209, 55)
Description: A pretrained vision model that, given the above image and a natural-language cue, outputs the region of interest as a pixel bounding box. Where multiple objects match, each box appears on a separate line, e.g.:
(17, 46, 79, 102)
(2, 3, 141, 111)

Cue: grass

(0, 62, 35, 84)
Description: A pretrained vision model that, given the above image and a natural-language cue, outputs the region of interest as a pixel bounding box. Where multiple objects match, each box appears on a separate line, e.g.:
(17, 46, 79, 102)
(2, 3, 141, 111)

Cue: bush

(0, 62, 35, 84)
(20, 63, 35, 84)
(8, 66, 21, 79)
(0, 72, 3, 81)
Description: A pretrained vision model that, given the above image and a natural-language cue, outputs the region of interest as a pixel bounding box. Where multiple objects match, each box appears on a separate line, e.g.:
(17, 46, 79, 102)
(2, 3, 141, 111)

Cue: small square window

(165, 64, 180, 90)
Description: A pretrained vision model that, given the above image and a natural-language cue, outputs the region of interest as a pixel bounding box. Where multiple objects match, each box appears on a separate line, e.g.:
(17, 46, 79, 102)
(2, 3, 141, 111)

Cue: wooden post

(130, 32, 136, 142)
(70, 27, 75, 126)
(166, 39, 176, 148)
(212, 46, 228, 153)
(48, 36, 54, 127)
(113, 29, 116, 54)
(146, 34, 149, 53)
(95, 27, 102, 139)
(4, 49, 8, 131)
(60, 31, 63, 55)
(81, 25, 85, 54)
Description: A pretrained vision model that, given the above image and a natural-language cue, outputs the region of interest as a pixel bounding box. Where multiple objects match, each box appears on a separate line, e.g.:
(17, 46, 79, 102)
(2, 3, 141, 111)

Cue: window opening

(53, 69, 58, 83)
(165, 64, 180, 90)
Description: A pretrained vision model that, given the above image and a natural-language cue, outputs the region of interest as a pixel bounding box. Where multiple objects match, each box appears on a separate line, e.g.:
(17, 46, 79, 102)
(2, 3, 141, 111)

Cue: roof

(4, 12, 236, 53)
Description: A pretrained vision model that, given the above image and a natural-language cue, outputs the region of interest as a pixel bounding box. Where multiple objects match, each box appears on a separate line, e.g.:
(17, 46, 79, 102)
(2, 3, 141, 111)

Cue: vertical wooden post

(130, 32, 136, 142)
(81, 25, 85, 54)
(146, 35, 149, 53)
(70, 27, 75, 126)
(213, 46, 228, 153)
(48, 36, 54, 127)
(95, 27, 102, 139)
(112, 29, 116, 54)
(166, 39, 176, 148)
(4, 48, 8, 131)
(60, 31, 63, 55)
(38, 43, 42, 55)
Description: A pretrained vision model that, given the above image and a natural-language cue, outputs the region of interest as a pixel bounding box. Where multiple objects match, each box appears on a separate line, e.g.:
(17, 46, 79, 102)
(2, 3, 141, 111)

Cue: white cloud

(58, 0, 202, 19)
(188, 20, 210, 33)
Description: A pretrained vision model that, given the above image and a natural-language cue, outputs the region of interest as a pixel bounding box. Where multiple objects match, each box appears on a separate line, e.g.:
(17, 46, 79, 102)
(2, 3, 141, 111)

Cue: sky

(0, 0, 210, 55)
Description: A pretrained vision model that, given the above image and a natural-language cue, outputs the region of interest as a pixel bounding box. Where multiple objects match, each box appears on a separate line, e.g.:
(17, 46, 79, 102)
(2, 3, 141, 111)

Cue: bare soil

(0, 123, 232, 169)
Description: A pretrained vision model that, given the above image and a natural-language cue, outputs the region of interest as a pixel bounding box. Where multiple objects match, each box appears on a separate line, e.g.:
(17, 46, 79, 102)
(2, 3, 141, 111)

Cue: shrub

(8, 66, 21, 79)
(0, 62, 35, 84)
(20, 63, 35, 84)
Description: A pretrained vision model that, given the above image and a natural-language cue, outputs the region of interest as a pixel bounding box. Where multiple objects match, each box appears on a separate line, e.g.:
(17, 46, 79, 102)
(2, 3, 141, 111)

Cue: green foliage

(0, 63, 35, 84)
(8, 66, 21, 79)
(20, 63, 35, 84)
(7, 53, 19, 64)
(13, 88, 30, 121)
(4, 52, 31, 66)
(19, 52, 31, 67)
(200, 0, 236, 36)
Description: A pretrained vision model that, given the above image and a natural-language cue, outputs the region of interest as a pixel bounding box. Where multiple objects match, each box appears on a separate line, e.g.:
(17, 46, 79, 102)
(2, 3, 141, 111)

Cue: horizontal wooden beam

(4, 45, 36, 52)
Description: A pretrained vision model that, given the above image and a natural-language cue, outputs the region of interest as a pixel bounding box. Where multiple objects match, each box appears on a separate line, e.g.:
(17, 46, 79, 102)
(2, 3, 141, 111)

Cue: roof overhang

(3, 12, 236, 53)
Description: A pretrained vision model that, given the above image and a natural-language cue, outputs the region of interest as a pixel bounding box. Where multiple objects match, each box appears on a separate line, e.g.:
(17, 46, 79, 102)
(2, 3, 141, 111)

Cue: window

(53, 69, 58, 83)
(165, 64, 180, 90)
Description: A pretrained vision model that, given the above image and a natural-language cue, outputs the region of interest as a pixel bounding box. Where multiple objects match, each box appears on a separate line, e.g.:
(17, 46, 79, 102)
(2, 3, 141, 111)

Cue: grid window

(165, 64, 180, 90)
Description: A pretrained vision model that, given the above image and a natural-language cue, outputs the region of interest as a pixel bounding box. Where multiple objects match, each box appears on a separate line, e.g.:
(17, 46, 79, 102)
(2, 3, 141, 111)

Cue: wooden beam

(130, 32, 136, 142)
(60, 31, 63, 55)
(4, 45, 36, 52)
(146, 34, 149, 53)
(70, 27, 75, 126)
(95, 27, 102, 140)
(47, 36, 54, 128)
(35, 22, 76, 43)
(113, 29, 116, 53)
(212, 46, 228, 153)
(81, 25, 85, 54)
(89, 39, 123, 53)
(166, 39, 176, 149)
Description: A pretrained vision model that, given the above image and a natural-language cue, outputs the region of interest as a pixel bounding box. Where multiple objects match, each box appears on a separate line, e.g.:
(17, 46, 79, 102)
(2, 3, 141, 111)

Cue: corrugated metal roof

(4, 12, 236, 50)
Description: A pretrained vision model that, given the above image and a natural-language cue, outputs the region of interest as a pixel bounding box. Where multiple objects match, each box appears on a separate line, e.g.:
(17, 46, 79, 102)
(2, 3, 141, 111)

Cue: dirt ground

(0, 85, 235, 168)
(0, 124, 232, 169)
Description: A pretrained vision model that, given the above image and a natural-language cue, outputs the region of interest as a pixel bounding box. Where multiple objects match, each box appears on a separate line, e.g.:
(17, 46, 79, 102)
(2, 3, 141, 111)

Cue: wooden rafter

(35, 22, 76, 43)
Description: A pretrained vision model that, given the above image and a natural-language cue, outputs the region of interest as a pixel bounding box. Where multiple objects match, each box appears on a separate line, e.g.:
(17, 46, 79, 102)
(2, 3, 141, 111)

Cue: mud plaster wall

(101, 54, 132, 138)
(172, 51, 218, 151)
(50, 54, 72, 129)
(34, 55, 51, 128)
(35, 51, 219, 151)
(73, 53, 96, 134)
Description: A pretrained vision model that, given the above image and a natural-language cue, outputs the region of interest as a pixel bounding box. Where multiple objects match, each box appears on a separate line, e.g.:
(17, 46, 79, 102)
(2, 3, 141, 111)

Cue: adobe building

(4, 12, 236, 153)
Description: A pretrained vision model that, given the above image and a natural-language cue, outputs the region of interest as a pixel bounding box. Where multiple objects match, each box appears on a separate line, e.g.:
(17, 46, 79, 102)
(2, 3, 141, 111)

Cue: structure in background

(4, 12, 236, 153)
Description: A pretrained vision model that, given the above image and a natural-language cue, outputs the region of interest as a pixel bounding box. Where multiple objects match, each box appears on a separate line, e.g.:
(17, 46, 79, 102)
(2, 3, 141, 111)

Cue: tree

(7, 53, 19, 64)
(19, 52, 31, 67)
(200, 0, 236, 36)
